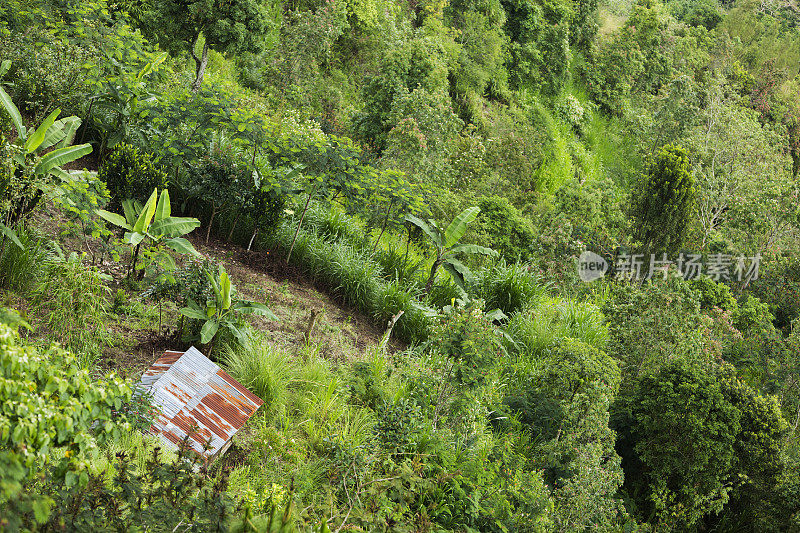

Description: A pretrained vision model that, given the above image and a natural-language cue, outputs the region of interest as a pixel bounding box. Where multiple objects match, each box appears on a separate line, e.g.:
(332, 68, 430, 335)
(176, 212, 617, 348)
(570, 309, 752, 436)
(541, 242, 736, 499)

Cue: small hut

(137, 346, 262, 461)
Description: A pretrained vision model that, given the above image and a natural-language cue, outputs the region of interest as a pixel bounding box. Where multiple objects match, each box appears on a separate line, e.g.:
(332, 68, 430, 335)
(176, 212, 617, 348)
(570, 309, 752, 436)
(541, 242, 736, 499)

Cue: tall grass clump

(427, 277, 464, 308)
(373, 239, 427, 289)
(474, 261, 548, 316)
(265, 207, 432, 344)
(0, 224, 48, 292)
(506, 296, 608, 358)
(326, 242, 381, 310)
(223, 329, 293, 420)
(373, 280, 430, 344)
(32, 251, 109, 365)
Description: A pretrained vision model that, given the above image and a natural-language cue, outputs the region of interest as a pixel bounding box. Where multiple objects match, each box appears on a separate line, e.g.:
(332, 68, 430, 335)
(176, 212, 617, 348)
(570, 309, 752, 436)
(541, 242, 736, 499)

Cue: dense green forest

(2, 0, 800, 530)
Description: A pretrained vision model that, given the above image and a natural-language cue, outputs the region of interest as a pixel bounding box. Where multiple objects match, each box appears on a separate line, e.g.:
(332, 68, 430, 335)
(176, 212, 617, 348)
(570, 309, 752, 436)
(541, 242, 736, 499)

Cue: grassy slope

(15, 205, 403, 381)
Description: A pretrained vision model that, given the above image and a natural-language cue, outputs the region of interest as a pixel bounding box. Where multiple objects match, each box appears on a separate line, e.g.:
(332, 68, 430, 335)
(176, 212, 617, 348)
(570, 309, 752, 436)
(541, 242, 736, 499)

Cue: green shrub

(733, 295, 774, 336)
(690, 276, 738, 313)
(631, 144, 696, 255)
(671, 0, 723, 30)
(473, 196, 535, 261)
(749, 256, 800, 334)
(0, 27, 94, 120)
(98, 143, 168, 207)
(0, 323, 132, 529)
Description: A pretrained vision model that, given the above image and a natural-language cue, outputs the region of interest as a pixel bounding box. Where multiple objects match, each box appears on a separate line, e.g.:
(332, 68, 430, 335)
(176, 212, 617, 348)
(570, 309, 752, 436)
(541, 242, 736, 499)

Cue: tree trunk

(247, 228, 258, 251)
(228, 210, 242, 242)
(191, 36, 209, 93)
(79, 99, 94, 146)
(287, 190, 314, 264)
(424, 257, 442, 295)
(206, 204, 218, 244)
(129, 243, 141, 278)
(370, 201, 394, 258)
(403, 225, 412, 273)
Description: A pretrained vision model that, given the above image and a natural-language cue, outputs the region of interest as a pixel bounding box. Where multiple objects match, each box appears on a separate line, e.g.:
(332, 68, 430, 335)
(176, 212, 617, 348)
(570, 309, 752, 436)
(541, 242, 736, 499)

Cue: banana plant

(179, 265, 277, 355)
(405, 206, 498, 295)
(1, 62, 93, 241)
(98, 188, 201, 277)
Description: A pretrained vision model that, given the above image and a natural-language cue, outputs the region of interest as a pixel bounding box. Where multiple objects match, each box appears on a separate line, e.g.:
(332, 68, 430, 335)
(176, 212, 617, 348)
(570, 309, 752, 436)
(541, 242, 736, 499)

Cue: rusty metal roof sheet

(137, 347, 263, 460)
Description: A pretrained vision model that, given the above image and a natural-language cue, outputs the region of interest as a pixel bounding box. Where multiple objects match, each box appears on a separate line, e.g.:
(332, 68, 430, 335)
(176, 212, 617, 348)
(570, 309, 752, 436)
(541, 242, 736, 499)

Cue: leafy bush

(472, 196, 535, 261)
(0, 27, 94, 120)
(185, 143, 250, 242)
(690, 276, 737, 313)
(749, 256, 800, 333)
(671, 0, 723, 30)
(32, 250, 110, 364)
(733, 295, 774, 335)
(425, 301, 505, 428)
(0, 323, 132, 529)
(502, 338, 626, 531)
(98, 143, 168, 207)
(631, 144, 696, 255)
(41, 439, 241, 531)
(53, 171, 114, 264)
(625, 359, 787, 529)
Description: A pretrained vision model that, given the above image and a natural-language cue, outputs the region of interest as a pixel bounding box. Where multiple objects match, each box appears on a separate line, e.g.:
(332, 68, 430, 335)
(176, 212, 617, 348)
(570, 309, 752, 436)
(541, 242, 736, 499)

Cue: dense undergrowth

(2, 0, 800, 530)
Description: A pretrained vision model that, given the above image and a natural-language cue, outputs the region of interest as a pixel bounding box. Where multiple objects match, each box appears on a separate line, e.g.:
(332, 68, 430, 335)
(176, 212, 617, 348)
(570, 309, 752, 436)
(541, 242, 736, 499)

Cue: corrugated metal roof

(137, 347, 263, 460)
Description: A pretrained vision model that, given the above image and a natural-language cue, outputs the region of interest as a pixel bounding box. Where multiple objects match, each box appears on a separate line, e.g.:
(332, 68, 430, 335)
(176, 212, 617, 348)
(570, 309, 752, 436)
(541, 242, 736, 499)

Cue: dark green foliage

(446, 0, 510, 122)
(0, 26, 93, 120)
(631, 144, 695, 255)
(749, 256, 800, 333)
(150, 0, 271, 90)
(571, 0, 599, 51)
(690, 276, 737, 313)
(374, 398, 422, 454)
(0, 324, 132, 529)
(473, 195, 535, 261)
(504, 337, 626, 529)
(625, 359, 788, 529)
(670, 0, 723, 30)
(353, 38, 444, 152)
(40, 441, 238, 531)
(98, 143, 168, 207)
(501, 0, 573, 95)
(733, 295, 774, 335)
(627, 360, 739, 528)
(586, 3, 675, 113)
(186, 143, 250, 242)
(602, 277, 716, 390)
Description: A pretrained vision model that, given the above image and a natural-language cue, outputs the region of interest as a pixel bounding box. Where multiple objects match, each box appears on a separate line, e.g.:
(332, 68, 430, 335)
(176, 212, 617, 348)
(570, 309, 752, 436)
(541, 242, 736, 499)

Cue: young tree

(405, 206, 498, 294)
(151, 0, 270, 91)
(631, 144, 696, 255)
